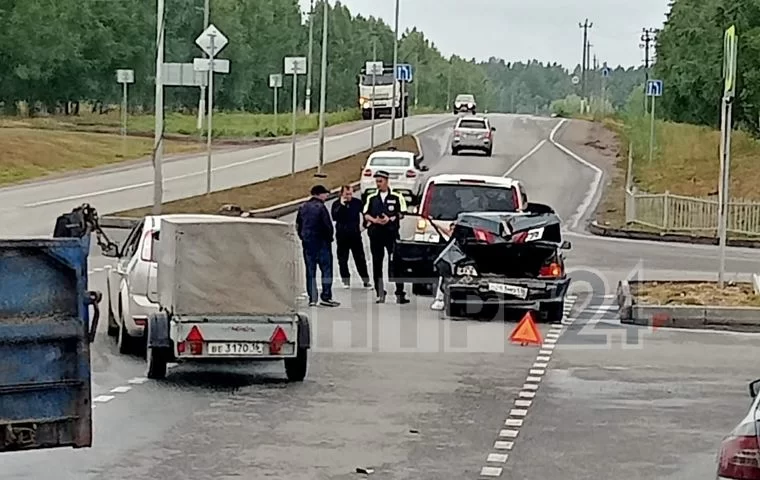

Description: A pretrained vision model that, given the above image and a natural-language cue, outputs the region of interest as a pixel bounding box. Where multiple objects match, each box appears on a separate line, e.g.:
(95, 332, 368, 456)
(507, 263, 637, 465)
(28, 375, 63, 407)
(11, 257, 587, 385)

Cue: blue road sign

(601, 66, 611, 78)
(395, 63, 413, 82)
(646, 79, 663, 96)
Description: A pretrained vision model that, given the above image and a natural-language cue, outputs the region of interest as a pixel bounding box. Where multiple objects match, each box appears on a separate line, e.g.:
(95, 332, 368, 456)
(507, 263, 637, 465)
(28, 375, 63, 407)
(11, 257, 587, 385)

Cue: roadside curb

(99, 135, 425, 229)
(616, 280, 760, 331)
(588, 221, 760, 248)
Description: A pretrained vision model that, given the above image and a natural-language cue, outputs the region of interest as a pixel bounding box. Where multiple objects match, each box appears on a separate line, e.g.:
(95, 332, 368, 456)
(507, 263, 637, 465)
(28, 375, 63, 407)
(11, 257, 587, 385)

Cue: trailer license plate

(207, 342, 264, 355)
(488, 283, 528, 299)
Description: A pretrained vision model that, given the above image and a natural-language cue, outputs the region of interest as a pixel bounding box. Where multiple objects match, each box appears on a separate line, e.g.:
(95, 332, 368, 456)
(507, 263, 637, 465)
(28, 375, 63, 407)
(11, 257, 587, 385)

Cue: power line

(579, 19, 593, 100)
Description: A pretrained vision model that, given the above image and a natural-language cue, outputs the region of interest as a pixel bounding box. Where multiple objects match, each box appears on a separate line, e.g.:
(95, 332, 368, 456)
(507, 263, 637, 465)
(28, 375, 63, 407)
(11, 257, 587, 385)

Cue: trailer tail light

(406, 169, 417, 178)
(363, 168, 373, 177)
(717, 434, 760, 479)
(473, 228, 496, 244)
(539, 262, 563, 278)
(269, 326, 289, 355)
(182, 326, 204, 355)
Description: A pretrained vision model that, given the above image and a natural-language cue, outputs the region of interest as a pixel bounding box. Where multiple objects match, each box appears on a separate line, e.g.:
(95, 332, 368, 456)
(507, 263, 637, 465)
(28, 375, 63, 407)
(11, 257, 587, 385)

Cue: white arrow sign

(195, 24, 228, 57)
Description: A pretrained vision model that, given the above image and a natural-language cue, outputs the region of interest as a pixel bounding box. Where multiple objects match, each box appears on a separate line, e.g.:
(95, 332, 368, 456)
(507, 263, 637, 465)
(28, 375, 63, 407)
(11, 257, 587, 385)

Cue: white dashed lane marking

(478, 295, 577, 477)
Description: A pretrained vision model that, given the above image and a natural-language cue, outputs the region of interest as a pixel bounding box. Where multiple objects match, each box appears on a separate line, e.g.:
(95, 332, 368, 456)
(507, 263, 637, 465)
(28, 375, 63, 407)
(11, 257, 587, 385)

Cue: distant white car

(360, 148, 428, 202)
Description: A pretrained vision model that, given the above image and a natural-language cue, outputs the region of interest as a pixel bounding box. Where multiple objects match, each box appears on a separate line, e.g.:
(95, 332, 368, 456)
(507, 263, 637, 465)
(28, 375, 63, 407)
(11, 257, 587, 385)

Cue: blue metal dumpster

(0, 237, 93, 452)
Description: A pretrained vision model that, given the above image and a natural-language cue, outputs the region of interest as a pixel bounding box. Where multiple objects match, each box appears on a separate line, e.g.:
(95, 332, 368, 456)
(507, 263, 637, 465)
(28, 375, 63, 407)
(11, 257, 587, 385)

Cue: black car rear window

(424, 184, 517, 220)
(458, 119, 486, 129)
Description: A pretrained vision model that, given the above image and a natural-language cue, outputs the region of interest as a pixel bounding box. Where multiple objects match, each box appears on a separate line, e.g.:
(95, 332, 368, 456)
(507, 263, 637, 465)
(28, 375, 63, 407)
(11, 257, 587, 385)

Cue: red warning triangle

(509, 312, 543, 346)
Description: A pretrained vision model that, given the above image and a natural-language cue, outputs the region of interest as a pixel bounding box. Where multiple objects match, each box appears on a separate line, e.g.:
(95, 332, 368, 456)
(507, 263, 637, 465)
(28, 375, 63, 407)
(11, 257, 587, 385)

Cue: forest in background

(0, 0, 648, 116)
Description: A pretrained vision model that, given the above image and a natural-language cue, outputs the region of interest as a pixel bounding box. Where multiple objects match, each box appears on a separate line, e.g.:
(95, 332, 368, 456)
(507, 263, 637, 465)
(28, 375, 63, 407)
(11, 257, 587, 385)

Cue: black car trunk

(459, 243, 557, 278)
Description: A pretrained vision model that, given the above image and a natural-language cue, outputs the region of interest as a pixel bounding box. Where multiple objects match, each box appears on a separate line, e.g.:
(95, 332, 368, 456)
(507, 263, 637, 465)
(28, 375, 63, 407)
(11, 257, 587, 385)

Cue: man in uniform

(362, 171, 410, 304)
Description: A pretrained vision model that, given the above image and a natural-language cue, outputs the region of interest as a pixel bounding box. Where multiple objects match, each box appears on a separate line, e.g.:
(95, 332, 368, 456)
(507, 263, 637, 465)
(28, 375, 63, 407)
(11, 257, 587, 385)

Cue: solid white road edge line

(479, 297, 577, 477)
(25, 115, 454, 207)
(547, 119, 604, 230)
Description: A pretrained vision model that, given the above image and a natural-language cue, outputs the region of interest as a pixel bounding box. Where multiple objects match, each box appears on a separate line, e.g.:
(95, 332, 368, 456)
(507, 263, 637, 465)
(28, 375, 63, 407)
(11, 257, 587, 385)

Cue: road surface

(2, 114, 760, 480)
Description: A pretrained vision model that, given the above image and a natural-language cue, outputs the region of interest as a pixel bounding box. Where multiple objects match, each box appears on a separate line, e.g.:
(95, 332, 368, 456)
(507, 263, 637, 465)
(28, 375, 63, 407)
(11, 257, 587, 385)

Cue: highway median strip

(103, 135, 421, 225)
(617, 280, 760, 331)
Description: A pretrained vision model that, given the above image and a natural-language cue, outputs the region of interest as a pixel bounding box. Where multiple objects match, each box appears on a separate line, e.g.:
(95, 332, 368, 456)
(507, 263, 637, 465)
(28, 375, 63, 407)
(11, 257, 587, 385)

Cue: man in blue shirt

(331, 185, 371, 288)
(296, 185, 340, 307)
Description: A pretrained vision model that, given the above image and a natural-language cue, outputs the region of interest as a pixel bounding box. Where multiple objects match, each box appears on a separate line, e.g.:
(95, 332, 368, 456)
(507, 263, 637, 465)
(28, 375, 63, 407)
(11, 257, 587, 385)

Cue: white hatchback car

(360, 148, 428, 203)
(105, 214, 212, 354)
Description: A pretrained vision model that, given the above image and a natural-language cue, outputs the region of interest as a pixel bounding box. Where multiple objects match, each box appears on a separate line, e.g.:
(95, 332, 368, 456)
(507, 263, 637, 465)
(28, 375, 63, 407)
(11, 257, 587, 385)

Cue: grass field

(116, 135, 419, 217)
(0, 128, 201, 185)
(0, 109, 361, 139)
(633, 281, 760, 307)
(595, 114, 760, 235)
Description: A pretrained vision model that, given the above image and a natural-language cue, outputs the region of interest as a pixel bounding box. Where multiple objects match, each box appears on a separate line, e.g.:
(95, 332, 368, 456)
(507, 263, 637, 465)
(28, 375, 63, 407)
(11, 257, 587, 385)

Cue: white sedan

(360, 148, 428, 203)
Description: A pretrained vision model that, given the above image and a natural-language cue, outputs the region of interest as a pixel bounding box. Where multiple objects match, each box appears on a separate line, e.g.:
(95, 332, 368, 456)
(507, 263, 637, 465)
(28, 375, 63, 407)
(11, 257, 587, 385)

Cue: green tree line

(0, 0, 644, 116)
(654, 0, 760, 131)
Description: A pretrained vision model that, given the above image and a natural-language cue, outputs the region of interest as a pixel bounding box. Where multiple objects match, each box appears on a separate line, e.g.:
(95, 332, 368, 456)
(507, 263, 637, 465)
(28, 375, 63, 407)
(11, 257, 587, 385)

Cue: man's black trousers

(368, 232, 405, 297)
(336, 232, 370, 284)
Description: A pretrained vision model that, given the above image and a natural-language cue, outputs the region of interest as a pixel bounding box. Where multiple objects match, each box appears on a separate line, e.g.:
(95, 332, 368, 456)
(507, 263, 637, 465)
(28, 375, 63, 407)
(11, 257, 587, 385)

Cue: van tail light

(473, 228, 496, 243)
(140, 230, 155, 262)
(406, 169, 417, 178)
(454, 129, 461, 137)
(363, 168, 373, 177)
(269, 326, 289, 355)
(178, 325, 204, 355)
(539, 262, 563, 278)
(717, 434, 760, 479)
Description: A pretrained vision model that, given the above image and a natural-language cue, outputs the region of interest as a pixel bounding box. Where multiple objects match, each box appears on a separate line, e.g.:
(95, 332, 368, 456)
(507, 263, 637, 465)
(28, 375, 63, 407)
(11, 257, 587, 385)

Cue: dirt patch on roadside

(632, 281, 760, 307)
(116, 135, 419, 217)
(556, 119, 625, 227)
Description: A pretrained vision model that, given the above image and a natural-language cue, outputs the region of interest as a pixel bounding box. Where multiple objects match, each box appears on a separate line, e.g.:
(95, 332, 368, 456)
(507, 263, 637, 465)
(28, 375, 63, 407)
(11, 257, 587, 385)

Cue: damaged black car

(432, 206, 571, 322)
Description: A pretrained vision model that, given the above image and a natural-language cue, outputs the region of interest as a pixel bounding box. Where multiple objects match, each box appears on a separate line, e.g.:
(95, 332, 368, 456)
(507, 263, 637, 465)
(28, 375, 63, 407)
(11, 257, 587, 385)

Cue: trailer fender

(147, 311, 171, 348)
(296, 313, 311, 349)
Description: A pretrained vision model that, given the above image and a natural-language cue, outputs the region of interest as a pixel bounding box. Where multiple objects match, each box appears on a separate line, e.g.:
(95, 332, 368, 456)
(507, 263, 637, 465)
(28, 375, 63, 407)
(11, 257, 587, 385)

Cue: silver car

(451, 116, 495, 156)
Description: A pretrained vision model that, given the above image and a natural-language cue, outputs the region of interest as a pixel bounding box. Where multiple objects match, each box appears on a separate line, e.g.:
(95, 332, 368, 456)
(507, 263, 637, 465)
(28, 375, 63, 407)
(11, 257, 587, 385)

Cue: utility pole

(414, 51, 419, 110)
(579, 19, 592, 105)
(153, 0, 165, 214)
(390, 0, 400, 144)
(305, 0, 314, 115)
(641, 28, 656, 111)
(446, 59, 452, 109)
(316, 0, 328, 176)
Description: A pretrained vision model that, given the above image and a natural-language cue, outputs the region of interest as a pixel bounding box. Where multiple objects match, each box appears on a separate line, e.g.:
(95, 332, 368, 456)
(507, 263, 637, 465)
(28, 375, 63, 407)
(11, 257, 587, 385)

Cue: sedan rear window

(370, 156, 412, 167)
(457, 119, 487, 130)
(424, 184, 517, 220)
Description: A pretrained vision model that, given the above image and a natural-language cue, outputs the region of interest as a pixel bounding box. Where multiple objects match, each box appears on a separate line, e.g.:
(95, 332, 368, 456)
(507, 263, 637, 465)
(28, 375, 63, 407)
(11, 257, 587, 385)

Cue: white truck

(358, 65, 409, 120)
(143, 215, 311, 381)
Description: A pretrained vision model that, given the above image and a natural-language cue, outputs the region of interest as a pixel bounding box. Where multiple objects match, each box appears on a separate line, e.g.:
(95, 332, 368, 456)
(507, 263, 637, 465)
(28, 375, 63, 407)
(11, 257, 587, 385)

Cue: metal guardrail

(623, 144, 760, 236)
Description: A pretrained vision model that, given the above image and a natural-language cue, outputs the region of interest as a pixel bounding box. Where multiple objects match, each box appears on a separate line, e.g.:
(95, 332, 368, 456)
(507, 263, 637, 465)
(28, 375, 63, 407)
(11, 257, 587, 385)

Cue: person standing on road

(296, 185, 340, 307)
(331, 185, 372, 289)
(363, 171, 410, 304)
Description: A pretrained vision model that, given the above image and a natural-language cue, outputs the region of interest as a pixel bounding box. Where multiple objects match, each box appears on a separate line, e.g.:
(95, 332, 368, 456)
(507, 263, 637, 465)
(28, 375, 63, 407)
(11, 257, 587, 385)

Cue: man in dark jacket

(295, 185, 340, 307)
(331, 185, 371, 289)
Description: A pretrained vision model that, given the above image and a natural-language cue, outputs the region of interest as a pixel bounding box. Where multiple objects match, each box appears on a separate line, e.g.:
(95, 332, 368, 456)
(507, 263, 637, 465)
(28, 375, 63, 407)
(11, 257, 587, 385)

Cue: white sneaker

(430, 299, 444, 311)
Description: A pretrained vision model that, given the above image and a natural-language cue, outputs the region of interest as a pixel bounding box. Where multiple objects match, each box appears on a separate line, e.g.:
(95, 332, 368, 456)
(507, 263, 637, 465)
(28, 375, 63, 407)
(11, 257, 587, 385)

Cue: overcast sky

(299, 0, 671, 68)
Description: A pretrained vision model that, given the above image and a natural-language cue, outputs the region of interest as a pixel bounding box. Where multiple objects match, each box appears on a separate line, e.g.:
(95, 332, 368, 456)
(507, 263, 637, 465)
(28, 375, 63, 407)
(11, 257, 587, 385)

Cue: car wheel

(485, 148, 493, 157)
(116, 297, 138, 355)
(284, 348, 308, 382)
(540, 301, 565, 323)
(451, 148, 459, 156)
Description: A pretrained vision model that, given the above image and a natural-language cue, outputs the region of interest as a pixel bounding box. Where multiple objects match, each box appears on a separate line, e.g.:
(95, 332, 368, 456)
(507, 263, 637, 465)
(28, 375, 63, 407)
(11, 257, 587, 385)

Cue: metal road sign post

(285, 57, 307, 176)
(366, 61, 383, 149)
(645, 79, 663, 164)
(153, 0, 165, 215)
(195, 24, 229, 195)
(718, 25, 738, 287)
(116, 69, 134, 156)
(269, 74, 283, 135)
(396, 64, 412, 136)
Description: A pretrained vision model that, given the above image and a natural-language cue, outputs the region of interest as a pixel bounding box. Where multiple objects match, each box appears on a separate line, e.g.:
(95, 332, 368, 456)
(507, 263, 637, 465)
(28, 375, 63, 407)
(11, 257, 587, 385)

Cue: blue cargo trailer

(0, 237, 97, 452)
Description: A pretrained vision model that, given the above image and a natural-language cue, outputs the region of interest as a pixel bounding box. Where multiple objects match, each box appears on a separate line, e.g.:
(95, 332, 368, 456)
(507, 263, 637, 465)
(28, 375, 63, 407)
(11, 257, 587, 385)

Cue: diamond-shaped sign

(195, 24, 228, 58)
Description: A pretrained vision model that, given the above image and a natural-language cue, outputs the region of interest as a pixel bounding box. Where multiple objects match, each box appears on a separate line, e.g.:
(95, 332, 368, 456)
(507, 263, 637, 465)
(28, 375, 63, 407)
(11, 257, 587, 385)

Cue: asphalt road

(4, 114, 760, 480)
